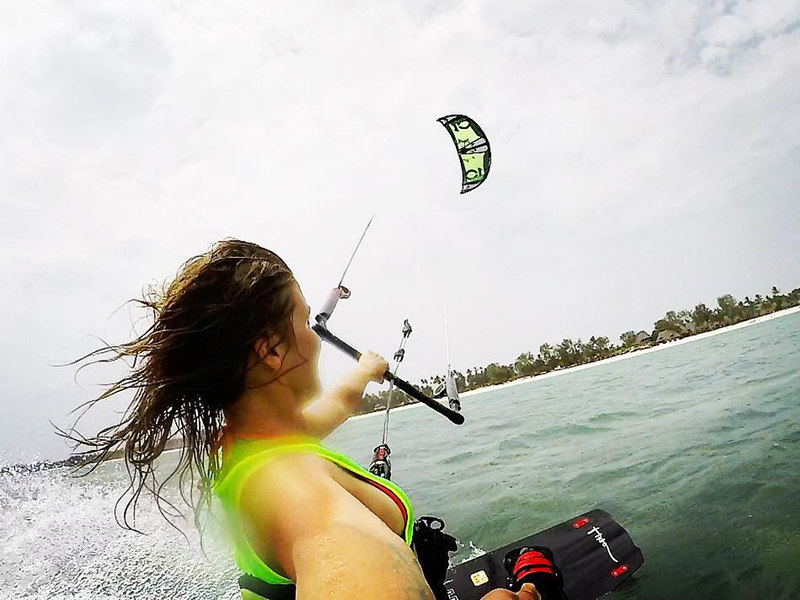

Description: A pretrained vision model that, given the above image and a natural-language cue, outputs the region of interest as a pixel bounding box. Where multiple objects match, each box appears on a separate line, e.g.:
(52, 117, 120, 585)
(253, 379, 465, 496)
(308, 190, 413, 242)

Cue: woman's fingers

(518, 583, 541, 600)
(477, 584, 540, 600)
(357, 351, 389, 383)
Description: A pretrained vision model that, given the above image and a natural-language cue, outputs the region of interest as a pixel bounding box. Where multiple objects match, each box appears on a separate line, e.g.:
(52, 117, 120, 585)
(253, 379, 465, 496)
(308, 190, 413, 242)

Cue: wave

(588, 410, 641, 424)
(538, 423, 612, 438)
(0, 455, 87, 477)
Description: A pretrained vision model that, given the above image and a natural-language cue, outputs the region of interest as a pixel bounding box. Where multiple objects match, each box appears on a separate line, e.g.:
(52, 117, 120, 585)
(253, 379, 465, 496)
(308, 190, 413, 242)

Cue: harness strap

(239, 573, 296, 600)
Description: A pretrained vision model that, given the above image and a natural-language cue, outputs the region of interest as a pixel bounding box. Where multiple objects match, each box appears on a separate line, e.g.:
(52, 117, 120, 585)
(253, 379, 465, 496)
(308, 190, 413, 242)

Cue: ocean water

(2, 312, 799, 600)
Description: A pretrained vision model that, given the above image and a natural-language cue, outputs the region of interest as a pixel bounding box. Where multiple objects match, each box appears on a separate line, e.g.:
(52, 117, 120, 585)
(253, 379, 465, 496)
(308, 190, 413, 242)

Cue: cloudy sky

(2, 0, 799, 462)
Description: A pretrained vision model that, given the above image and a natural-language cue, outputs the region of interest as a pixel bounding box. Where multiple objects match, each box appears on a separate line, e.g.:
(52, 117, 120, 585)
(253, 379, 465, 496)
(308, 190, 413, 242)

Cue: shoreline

(24, 304, 796, 466)
(350, 304, 800, 421)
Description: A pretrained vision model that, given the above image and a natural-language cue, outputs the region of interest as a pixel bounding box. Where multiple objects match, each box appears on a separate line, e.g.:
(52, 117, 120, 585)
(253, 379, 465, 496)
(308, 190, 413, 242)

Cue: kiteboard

(442, 509, 644, 600)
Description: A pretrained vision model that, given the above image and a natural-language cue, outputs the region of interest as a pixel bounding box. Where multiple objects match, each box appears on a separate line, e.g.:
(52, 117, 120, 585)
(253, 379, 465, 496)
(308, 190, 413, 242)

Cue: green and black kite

(437, 114, 491, 194)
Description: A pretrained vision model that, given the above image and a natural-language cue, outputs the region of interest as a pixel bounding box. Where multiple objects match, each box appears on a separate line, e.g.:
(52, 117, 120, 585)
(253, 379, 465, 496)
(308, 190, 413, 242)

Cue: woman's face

(278, 283, 322, 402)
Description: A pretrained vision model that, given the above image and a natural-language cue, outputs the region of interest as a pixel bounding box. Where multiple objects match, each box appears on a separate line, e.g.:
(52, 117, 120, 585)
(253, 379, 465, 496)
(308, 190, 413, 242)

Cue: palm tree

(716, 294, 738, 324)
(620, 331, 637, 349)
(538, 343, 556, 370)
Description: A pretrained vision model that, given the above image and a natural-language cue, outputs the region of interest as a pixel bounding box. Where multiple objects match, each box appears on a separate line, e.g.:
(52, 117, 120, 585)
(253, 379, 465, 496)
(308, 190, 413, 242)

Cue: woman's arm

(301, 352, 388, 439)
(238, 452, 539, 600)
(239, 452, 434, 600)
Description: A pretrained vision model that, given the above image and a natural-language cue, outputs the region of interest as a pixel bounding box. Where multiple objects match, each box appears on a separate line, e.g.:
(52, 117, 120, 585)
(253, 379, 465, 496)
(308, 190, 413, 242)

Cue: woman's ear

(254, 335, 287, 372)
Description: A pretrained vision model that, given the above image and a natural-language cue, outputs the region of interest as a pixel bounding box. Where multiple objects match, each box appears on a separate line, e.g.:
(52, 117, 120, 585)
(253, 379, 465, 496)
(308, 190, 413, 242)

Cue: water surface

(2, 313, 799, 599)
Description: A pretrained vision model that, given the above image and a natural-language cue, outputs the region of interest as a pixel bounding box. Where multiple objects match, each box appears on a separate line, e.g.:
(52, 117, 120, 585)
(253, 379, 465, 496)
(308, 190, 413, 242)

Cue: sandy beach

(352, 305, 800, 422)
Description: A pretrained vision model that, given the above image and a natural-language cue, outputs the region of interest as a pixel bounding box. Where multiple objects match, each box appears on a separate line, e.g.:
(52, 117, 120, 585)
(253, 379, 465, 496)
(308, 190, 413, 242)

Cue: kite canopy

(437, 114, 491, 194)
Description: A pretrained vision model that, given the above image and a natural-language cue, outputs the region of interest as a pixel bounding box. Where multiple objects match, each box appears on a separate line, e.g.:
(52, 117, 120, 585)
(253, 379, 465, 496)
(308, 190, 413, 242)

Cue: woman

(68, 239, 539, 600)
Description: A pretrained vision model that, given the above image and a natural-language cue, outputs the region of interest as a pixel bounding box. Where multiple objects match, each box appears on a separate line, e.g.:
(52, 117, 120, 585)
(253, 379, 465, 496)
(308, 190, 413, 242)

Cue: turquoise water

(2, 312, 799, 599)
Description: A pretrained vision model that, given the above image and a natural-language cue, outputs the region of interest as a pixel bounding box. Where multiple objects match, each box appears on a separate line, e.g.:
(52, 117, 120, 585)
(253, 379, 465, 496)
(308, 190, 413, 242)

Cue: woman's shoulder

(252, 445, 333, 480)
(216, 436, 343, 495)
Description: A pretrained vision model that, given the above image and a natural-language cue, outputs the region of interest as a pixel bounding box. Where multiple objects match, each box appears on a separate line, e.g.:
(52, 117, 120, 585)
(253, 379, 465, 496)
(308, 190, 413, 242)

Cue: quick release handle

(312, 323, 465, 425)
(317, 286, 351, 325)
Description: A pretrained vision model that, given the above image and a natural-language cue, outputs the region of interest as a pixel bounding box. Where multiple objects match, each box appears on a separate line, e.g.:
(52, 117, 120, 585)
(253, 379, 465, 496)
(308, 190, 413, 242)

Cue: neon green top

(214, 434, 415, 586)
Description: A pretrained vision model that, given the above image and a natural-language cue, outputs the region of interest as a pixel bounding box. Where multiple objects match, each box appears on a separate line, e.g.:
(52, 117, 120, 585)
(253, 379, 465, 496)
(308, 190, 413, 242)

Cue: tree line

(359, 285, 800, 414)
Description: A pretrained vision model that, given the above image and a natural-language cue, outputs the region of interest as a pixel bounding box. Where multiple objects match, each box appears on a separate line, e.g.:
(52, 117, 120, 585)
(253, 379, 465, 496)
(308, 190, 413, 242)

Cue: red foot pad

(513, 549, 556, 582)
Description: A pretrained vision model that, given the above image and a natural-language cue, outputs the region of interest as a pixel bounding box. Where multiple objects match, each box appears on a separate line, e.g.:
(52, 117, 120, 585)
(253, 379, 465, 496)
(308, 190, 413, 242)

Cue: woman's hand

(480, 583, 541, 600)
(356, 351, 389, 384)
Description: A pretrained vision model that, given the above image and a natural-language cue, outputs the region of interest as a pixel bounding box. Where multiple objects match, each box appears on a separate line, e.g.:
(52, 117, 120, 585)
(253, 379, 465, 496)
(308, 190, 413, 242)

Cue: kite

(437, 114, 491, 193)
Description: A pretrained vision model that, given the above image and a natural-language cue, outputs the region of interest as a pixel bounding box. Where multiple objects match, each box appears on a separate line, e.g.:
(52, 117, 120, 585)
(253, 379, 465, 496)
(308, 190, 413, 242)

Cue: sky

(1, 0, 799, 462)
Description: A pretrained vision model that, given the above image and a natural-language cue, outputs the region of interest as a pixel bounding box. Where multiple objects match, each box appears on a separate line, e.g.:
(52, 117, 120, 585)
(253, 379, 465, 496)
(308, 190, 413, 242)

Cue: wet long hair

(60, 239, 298, 534)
